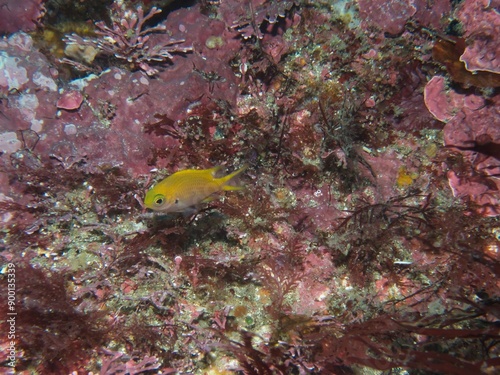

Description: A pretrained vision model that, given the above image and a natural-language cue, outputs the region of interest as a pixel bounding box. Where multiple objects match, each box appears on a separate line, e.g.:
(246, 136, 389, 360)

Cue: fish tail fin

(220, 164, 248, 191)
(209, 166, 223, 176)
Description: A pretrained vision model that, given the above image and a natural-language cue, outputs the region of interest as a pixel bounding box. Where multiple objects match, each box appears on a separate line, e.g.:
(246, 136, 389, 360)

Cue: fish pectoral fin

(222, 185, 244, 191)
(201, 196, 215, 203)
(181, 207, 199, 218)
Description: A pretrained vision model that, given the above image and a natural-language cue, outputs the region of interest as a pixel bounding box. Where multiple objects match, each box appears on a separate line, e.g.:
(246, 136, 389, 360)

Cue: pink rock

(412, 0, 451, 30)
(0, 0, 45, 34)
(435, 89, 500, 216)
(447, 171, 500, 217)
(358, 0, 416, 35)
(457, 0, 500, 74)
(423, 76, 463, 122)
(358, 0, 451, 35)
(460, 38, 500, 74)
(442, 94, 497, 147)
(56, 91, 84, 111)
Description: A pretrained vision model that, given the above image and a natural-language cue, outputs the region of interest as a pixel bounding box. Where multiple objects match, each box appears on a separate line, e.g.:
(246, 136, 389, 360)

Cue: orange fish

(144, 165, 247, 213)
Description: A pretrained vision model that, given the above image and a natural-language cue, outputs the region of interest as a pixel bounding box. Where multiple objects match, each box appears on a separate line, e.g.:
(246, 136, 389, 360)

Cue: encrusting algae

(144, 165, 247, 213)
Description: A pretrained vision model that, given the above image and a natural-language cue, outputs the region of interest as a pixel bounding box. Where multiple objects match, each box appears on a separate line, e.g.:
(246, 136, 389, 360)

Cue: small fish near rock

(144, 165, 247, 213)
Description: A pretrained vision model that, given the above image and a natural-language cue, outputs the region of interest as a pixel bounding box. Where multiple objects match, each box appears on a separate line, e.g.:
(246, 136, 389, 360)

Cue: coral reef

(1, 0, 499, 374)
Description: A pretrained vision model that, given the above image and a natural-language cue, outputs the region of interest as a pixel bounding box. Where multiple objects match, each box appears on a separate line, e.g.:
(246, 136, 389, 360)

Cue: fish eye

(174, 198, 179, 204)
(154, 195, 165, 206)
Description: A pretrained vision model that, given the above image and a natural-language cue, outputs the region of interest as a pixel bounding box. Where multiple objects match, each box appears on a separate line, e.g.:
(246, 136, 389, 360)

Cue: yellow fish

(144, 165, 247, 213)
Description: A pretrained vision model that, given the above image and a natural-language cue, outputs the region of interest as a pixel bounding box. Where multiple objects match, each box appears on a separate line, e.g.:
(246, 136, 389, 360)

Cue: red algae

(1, 0, 499, 374)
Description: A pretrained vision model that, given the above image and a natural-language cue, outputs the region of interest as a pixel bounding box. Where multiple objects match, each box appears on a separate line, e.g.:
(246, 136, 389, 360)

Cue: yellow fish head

(144, 189, 179, 212)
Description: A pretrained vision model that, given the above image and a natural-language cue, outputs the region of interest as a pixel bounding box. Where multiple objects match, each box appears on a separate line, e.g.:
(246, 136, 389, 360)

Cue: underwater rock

(0, 0, 45, 34)
(458, 0, 500, 74)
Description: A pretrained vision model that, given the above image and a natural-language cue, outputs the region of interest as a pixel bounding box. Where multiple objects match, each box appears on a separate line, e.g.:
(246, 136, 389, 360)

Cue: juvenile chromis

(144, 165, 247, 213)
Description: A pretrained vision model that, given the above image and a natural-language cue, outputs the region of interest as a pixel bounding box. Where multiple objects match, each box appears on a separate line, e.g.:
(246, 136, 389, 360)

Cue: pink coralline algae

(412, 0, 452, 29)
(457, 0, 500, 74)
(357, 0, 451, 35)
(424, 75, 500, 216)
(0, 33, 39, 94)
(0, 0, 45, 34)
(447, 170, 500, 217)
(0, 35, 163, 178)
(0, 33, 59, 136)
(423, 75, 463, 122)
(0, 4, 245, 180)
(56, 91, 84, 111)
(358, 0, 416, 35)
